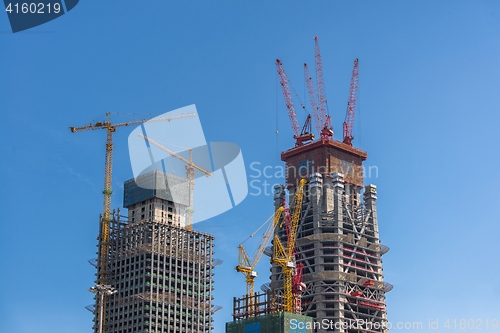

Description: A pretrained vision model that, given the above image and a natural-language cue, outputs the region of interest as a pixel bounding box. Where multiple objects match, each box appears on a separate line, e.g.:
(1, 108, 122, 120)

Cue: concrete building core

(270, 139, 391, 333)
(123, 171, 189, 227)
(96, 170, 215, 333)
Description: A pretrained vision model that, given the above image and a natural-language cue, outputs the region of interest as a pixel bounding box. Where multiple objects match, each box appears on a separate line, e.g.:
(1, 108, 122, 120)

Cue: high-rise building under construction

(98, 170, 216, 333)
(270, 139, 391, 332)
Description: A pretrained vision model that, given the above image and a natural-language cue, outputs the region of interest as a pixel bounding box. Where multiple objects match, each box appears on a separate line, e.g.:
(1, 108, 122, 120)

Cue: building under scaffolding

(270, 139, 392, 333)
(227, 292, 313, 333)
(95, 171, 216, 333)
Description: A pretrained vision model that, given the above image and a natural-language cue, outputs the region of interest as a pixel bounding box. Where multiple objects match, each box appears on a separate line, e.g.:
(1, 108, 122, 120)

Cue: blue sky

(1, 1, 500, 332)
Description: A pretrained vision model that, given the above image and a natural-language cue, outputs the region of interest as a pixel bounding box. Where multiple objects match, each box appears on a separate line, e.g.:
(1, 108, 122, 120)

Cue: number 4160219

(5, 2, 62, 14)
(443, 319, 498, 330)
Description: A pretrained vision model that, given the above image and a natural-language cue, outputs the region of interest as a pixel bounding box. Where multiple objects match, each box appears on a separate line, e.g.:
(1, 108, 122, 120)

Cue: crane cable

(240, 212, 275, 245)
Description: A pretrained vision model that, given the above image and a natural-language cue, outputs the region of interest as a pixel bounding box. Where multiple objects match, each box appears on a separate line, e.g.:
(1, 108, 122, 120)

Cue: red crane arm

(314, 36, 328, 130)
(276, 59, 300, 137)
(304, 63, 322, 135)
(343, 58, 359, 145)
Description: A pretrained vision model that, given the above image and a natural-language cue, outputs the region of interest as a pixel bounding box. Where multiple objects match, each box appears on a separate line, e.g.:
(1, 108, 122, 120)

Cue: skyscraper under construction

(96, 170, 216, 333)
(270, 139, 392, 332)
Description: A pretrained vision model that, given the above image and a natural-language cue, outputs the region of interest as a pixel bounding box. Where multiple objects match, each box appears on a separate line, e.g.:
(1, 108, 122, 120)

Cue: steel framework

(271, 140, 391, 333)
(87, 171, 218, 333)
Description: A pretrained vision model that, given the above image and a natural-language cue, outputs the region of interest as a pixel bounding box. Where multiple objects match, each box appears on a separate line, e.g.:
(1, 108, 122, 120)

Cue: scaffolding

(94, 171, 216, 333)
(232, 292, 284, 321)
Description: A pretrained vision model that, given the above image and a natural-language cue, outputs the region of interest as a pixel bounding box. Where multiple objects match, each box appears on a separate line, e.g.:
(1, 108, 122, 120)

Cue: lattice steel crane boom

(282, 193, 307, 314)
(272, 178, 306, 313)
(236, 207, 285, 299)
(69, 112, 196, 332)
(304, 63, 322, 136)
(137, 134, 213, 230)
(343, 58, 359, 145)
(314, 36, 329, 135)
(276, 59, 300, 137)
(276, 59, 314, 146)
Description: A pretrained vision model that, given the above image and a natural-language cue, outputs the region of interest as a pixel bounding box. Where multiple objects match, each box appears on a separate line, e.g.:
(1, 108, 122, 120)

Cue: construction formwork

(270, 139, 391, 333)
(226, 312, 314, 333)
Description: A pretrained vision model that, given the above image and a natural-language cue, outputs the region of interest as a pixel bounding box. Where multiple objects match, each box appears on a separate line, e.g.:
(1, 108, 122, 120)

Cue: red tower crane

(306, 37, 333, 141)
(304, 63, 321, 135)
(343, 58, 359, 145)
(320, 115, 333, 140)
(314, 36, 329, 135)
(276, 59, 314, 146)
(292, 263, 306, 313)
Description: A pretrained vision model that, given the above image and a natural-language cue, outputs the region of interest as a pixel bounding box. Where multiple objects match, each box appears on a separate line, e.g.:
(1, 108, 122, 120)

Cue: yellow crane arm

(138, 134, 213, 177)
(69, 112, 196, 133)
(237, 244, 251, 271)
(271, 178, 306, 313)
(236, 206, 284, 271)
(250, 206, 284, 269)
(235, 206, 284, 301)
(287, 178, 307, 257)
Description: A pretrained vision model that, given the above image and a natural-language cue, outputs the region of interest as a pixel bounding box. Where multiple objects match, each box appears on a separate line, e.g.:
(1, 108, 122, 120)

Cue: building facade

(270, 139, 391, 333)
(94, 171, 215, 333)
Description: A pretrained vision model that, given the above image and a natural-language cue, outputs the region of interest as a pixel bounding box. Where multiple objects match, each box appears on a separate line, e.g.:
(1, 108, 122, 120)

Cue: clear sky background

(1, 1, 500, 332)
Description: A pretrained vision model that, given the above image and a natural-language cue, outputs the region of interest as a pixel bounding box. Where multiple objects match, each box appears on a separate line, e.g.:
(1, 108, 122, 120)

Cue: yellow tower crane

(236, 206, 284, 300)
(272, 178, 306, 313)
(137, 134, 213, 229)
(69, 112, 195, 332)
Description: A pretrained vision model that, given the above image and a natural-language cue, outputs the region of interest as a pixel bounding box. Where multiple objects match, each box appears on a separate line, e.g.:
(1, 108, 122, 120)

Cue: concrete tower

(270, 139, 391, 333)
(100, 170, 215, 333)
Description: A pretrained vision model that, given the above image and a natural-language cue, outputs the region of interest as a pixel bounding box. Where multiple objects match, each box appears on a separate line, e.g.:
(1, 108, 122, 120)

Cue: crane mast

(187, 149, 195, 229)
(283, 193, 307, 314)
(343, 58, 359, 145)
(292, 262, 306, 313)
(70, 112, 195, 332)
(272, 178, 306, 313)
